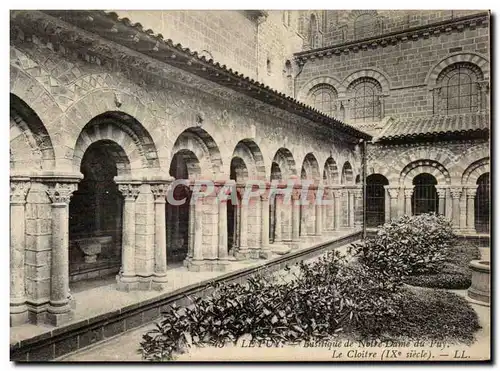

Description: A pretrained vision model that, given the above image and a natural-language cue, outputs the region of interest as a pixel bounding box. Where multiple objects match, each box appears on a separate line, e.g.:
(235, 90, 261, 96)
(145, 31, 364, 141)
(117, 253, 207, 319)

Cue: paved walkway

(59, 262, 490, 361)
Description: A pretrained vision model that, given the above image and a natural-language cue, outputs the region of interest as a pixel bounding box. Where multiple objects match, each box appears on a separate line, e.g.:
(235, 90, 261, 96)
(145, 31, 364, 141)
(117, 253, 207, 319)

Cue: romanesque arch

(425, 52, 490, 87)
(300, 153, 321, 184)
(171, 127, 223, 179)
(323, 156, 340, 185)
(10, 94, 56, 171)
(271, 148, 297, 180)
(296, 76, 341, 104)
(341, 161, 354, 184)
(399, 160, 451, 186)
(338, 68, 391, 96)
(231, 139, 266, 182)
(72, 111, 160, 177)
(462, 157, 490, 185)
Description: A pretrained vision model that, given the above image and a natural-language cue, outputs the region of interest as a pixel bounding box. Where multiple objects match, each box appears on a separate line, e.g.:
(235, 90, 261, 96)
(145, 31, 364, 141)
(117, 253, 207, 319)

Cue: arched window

(349, 77, 382, 122)
(366, 174, 389, 227)
(412, 174, 438, 215)
(475, 173, 490, 233)
(308, 84, 337, 117)
(436, 62, 483, 115)
(309, 14, 317, 47)
(266, 58, 272, 75)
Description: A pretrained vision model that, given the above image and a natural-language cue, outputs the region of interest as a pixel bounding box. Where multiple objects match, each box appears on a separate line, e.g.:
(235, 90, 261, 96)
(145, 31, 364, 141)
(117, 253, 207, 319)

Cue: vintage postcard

(9, 9, 490, 362)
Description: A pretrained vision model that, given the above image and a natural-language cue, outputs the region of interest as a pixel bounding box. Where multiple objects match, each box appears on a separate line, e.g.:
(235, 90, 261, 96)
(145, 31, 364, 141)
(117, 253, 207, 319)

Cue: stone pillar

(259, 192, 272, 258)
(10, 178, 31, 326)
(404, 187, 414, 216)
(436, 185, 447, 216)
(353, 186, 363, 228)
(235, 186, 249, 259)
(384, 187, 391, 223)
(185, 200, 195, 266)
(450, 187, 462, 230)
(332, 188, 341, 230)
(151, 183, 168, 290)
(465, 186, 478, 233)
(348, 189, 355, 228)
(45, 181, 79, 326)
(314, 187, 323, 236)
(187, 196, 204, 270)
(116, 182, 141, 291)
(217, 184, 230, 269)
(292, 188, 301, 245)
(273, 194, 282, 243)
(385, 186, 400, 221)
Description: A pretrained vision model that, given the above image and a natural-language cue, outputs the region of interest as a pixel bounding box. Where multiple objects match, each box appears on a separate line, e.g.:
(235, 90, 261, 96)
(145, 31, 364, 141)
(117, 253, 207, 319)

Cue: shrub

(378, 287, 481, 344)
(403, 273, 471, 289)
(139, 250, 402, 361)
(349, 213, 455, 280)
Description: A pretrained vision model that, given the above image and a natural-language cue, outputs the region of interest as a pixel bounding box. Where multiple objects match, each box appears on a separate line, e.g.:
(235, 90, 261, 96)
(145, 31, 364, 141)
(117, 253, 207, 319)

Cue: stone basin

(74, 236, 112, 263)
(467, 259, 490, 306)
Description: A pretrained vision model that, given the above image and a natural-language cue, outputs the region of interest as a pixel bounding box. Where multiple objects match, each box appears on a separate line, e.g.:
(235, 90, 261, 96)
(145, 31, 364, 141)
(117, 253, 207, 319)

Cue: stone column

(291, 188, 301, 244)
(273, 194, 282, 242)
(466, 186, 478, 233)
(450, 187, 462, 230)
(237, 187, 249, 257)
(404, 187, 414, 216)
(217, 184, 230, 269)
(10, 178, 31, 326)
(151, 183, 169, 289)
(185, 199, 195, 266)
(45, 181, 79, 326)
(435, 185, 447, 216)
(314, 187, 323, 236)
(116, 183, 141, 291)
(259, 192, 271, 258)
(385, 186, 400, 221)
(353, 186, 363, 228)
(332, 188, 341, 230)
(348, 189, 355, 228)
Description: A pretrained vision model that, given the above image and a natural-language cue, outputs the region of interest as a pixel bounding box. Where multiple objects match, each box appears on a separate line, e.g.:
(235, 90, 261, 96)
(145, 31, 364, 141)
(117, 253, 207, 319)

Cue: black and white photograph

(7, 8, 491, 362)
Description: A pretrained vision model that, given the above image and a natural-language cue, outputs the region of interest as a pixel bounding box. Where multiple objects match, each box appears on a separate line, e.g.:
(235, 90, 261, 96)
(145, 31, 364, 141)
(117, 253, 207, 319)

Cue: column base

(234, 248, 252, 261)
(151, 274, 169, 291)
(10, 309, 29, 327)
(216, 259, 231, 272)
(116, 274, 140, 291)
(270, 244, 291, 255)
(186, 259, 218, 272)
(259, 248, 273, 259)
(46, 304, 73, 327)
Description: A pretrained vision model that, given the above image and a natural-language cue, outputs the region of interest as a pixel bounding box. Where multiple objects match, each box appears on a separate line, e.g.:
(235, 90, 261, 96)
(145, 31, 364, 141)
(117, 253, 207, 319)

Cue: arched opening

(300, 153, 320, 236)
(228, 157, 248, 253)
(167, 151, 194, 265)
(309, 14, 317, 47)
(412, 173, 438, 215)
(69, 140, 126, 286)
(270, 162, 282, 243)
(475, 173, 490, 233)
(341, 162, 353, 184)
(366, 174, 388, 227)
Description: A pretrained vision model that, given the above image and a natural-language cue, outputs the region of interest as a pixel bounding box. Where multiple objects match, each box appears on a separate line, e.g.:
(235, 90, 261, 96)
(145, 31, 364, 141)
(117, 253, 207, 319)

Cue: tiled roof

(38, 10, 372, 142)
(377, 113, 489, 142)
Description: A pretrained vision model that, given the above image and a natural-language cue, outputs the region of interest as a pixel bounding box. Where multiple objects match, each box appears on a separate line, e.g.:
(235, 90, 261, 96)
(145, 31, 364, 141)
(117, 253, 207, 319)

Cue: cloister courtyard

(9, 9, 490, 362)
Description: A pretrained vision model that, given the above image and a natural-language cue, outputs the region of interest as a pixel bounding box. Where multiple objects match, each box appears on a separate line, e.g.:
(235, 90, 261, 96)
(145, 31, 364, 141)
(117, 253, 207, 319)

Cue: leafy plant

(349, 213, 455, 280)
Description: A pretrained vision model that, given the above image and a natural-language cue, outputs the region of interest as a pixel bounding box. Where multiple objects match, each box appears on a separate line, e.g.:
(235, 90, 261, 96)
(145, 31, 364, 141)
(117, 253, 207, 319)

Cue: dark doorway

(412, 173, 439, 215)
(475, 173, 490, 233)
(366, 174, 389, 227)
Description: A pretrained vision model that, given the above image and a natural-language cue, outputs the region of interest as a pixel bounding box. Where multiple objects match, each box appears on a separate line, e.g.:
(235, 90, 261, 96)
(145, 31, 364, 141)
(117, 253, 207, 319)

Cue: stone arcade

(10, 10, 369, 329)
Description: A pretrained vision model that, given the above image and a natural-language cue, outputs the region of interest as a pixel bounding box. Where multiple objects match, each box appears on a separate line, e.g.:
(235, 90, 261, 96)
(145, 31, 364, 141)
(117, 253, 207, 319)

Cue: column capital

(435, 185, 448, 198)
(384, 186, 400, 199)
(10, 178, 31, 204)
(150, 183, 169, 201)
(46, 182, 78, 204)
(117, 183, 141, 201)
(403, 187, 414, 198)
(260, 193, 270, 201)
(450, 187, 463, 199)
(466, 185, 478, 198)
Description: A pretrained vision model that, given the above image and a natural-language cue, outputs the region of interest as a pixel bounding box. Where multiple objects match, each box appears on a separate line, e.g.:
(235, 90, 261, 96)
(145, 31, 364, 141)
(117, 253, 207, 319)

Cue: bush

(349, 213, 455, 280)
(378, 287, 481, 344)
(139, 250, 402, 361)
(403, 273, 471, 289)
(403, 241, 481, 289)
